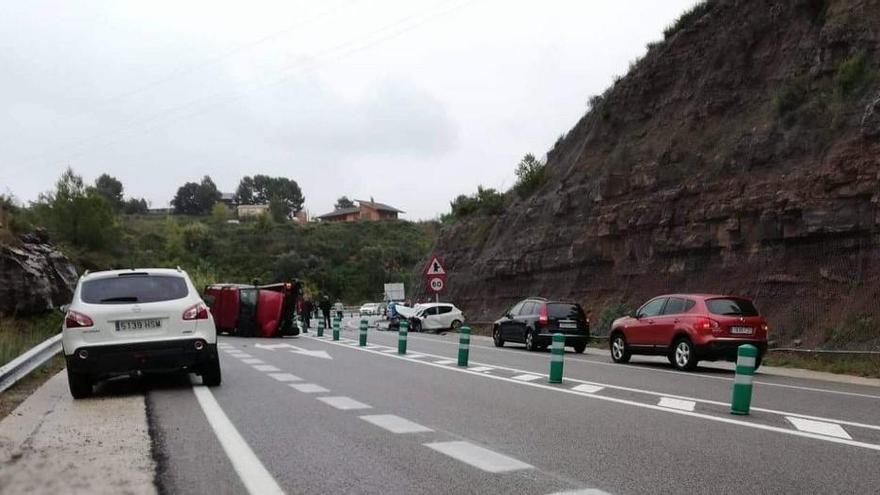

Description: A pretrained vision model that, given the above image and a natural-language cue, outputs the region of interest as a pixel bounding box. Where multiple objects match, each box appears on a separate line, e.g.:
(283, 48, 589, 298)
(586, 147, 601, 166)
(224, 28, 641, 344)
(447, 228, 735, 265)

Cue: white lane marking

(468, 366, 494, 373)
(546, 489, 612, 495)
(383, 332, 880, 400)
(434, 359, 456, 365)
(351, 335, 880, 432)
(512, 374, 542, 382)
(191, 384, 284, 495)
(241, 359, 265, 365)
(424, 441, 533, 473)
(365, 345, 383, 350)
(406, 354, 427, 359)
(267, 373, 301, 382)
(317, 396, 372, 411)
(253, 365, 281, 373)
(658, 397, 696, 412)
(571, 384, 604, 394)
(233, 353, 254, 359)
(786, 417, 852, 439)
(360, 414, 433, 434)
(290, 383, 329, 393)
(381, 349, 399, 353)
(305, 336, 880, 452)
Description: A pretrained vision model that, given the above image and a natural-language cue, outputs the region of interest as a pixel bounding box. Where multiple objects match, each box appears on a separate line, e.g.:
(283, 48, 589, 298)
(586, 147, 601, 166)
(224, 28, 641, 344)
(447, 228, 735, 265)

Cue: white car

(409, 303, 465, 332)
(62, 268, 220, 398)
(359, 303, 381, 316)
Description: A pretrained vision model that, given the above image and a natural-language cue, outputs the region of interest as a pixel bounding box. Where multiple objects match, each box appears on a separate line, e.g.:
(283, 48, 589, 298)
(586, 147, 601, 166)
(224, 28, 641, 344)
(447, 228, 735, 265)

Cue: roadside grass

(0, 312, 63, 367)
(763, 351, 880, 379)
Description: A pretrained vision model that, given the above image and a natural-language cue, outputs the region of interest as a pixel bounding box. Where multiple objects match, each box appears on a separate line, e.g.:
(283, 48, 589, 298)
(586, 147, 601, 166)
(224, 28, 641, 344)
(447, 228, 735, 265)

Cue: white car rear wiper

(100, 296, 139, 303)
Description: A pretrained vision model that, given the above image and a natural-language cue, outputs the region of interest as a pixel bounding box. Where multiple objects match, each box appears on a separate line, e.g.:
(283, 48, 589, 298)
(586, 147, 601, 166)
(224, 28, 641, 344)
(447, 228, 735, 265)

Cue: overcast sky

(1, 0, 699, 220)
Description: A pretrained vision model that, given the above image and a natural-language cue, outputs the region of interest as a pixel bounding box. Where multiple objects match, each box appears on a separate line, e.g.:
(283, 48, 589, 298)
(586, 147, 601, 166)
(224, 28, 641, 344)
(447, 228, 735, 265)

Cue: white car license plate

(730, 326, 753, 335)
(559, 321, 577, 329)
(116, 319, 162, 331)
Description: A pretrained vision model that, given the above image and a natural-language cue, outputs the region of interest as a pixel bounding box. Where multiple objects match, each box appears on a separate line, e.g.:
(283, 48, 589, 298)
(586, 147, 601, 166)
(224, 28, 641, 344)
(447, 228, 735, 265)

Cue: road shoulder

(0, 371, 156, 494)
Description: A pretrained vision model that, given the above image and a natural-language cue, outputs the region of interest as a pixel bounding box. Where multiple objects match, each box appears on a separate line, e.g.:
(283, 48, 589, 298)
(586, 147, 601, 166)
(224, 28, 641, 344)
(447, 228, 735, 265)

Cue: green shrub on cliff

(513, 153, 546, 199)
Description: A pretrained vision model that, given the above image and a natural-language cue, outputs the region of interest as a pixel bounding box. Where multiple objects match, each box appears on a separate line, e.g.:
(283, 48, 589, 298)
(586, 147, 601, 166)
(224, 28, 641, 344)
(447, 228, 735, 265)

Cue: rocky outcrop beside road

(0, 232, 77, 315)
(433, 0, 880, 348)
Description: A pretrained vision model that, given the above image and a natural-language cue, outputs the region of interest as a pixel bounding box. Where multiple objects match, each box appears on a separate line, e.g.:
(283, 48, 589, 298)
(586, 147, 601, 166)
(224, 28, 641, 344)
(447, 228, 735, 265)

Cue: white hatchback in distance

(62, 268, 220, 398)
(409, 303, 465, 332)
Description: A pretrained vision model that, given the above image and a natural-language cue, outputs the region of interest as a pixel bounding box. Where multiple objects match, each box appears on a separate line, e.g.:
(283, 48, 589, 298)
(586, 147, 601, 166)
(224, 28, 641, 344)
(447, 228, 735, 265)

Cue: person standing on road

(319, 296, 332, 328)
(301, 297, 313, 331)
(333, 300, 344, 320)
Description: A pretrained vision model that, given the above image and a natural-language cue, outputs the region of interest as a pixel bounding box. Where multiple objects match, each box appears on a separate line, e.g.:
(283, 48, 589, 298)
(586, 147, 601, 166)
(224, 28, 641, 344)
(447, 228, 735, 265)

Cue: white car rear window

(81, 274, 189, 304)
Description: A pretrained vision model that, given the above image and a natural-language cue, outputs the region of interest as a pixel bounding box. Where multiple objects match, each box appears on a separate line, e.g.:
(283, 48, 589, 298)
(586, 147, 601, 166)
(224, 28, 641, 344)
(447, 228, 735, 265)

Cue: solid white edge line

(304, 335, 880, 452)
(191, 383, 284, 495)
(336, 334, 880, 432)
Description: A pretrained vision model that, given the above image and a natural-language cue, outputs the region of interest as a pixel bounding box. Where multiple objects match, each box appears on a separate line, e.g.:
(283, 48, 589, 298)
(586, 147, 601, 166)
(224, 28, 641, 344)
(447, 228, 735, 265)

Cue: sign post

(424, 255, 447, 303)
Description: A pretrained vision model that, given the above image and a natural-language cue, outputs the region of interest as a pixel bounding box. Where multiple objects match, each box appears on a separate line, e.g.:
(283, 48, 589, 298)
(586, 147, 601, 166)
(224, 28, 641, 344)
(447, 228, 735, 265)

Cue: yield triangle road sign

(424, 256, 446, 276)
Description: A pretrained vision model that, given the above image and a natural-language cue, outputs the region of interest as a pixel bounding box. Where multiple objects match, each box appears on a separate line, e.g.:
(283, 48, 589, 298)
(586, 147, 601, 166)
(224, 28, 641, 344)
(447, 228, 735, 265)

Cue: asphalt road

(146, 319, 880, 495)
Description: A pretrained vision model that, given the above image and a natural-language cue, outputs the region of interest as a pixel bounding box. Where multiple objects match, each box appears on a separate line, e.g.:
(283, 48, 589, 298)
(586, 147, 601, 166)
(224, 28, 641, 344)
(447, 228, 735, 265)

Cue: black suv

(492, 297, 590, 353)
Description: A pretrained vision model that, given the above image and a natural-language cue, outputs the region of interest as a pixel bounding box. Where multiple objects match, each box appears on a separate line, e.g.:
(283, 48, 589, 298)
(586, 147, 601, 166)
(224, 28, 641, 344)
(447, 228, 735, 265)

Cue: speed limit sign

(428, 277, 445, 293)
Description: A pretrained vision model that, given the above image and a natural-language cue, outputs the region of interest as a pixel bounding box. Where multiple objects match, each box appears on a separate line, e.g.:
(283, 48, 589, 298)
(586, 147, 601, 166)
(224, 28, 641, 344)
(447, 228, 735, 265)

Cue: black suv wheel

(525, 329, 538, 352)
(493, 326, 504, 347)
(201, 358, 222, 386)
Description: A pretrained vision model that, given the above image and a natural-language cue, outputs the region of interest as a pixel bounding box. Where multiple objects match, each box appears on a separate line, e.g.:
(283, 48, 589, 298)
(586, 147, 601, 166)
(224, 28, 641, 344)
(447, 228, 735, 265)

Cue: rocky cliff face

(434, 0, 880, 348)
(0, 232, 78, 315)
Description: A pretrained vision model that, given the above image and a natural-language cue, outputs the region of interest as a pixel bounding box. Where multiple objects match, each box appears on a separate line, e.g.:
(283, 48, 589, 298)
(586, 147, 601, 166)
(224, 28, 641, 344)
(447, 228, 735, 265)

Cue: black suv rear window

(706, 298, 759, 317)
(548, 303, 585, 320)
(81, 275, 189, 304)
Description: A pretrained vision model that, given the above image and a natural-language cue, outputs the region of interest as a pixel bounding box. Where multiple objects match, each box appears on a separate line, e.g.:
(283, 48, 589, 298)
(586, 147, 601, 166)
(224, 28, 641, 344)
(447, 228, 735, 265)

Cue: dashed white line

(512, 374, 542, 382)
(433, 359, 456, 365)
(658, 397, 696, 412)
(786, 417, 852, 439)
(317, 396, 372, 411)
(360, 414, 433, 434)
(424, 441, 533, 473)
(546, 489, 612, 495)
(253, 365, 281, 373)
(191, 384, 284, 495)
(233, 353, 253, 359)
(290, 383, 329, 393)
(267, 373, 302, 382)
(571, 384, 604, 394)
(381, 349, 399, 353)
(240, 359, 265, 365)
(406, 354, 427, 359)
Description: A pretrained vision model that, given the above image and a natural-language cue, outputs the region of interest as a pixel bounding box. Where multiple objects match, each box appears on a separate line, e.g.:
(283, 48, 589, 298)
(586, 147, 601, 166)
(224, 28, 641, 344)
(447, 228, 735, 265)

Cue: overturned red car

(204, 281, 303, 338)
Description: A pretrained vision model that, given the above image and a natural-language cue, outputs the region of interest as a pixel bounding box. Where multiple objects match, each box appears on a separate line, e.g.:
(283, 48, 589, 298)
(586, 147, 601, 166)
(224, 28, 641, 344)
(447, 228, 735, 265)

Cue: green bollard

(332, 317, 340, 341)
(549, 333, 565, 383)
(398, 320, 409, 354)
(359, 318, 368, 346)
(457, 326, 471, 367)
(317, 319, 324, 337)
(731, 344, 758, 415)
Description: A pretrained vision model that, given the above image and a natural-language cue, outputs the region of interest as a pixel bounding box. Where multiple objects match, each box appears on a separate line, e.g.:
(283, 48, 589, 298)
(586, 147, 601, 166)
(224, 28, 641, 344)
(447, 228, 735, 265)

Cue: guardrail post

(457, 326, 471, 367)
(317, 319, 325, 337)
(731, 344, 758, 415)
(332, 317, 340, 341)
(549, 333, 564, 383)
(398, 320, 408, 354)
(359, 318, 368, 346)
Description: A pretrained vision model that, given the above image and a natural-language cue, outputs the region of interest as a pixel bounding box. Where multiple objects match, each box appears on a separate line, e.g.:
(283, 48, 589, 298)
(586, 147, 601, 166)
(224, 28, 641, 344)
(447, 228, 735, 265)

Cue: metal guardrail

(0, 333, 62, 394)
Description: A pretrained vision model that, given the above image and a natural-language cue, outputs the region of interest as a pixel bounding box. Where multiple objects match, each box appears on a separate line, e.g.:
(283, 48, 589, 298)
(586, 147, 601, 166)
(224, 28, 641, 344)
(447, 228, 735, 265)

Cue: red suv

(609, 294, 769, 371)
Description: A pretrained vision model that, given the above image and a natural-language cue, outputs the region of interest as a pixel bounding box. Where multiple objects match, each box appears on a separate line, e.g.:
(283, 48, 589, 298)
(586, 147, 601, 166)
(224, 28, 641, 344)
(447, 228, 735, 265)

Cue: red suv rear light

(65, 310, 94, 328)
(183, 303, 209, 321)
(539, 304, 549, 325)
(695, 318, 721, 334)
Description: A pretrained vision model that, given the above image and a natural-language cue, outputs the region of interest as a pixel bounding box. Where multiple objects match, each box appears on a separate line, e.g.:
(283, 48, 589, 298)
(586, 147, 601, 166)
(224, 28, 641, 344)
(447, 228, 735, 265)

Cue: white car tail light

(182, 303, 209, 321)
(65, 310, 94, 328)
